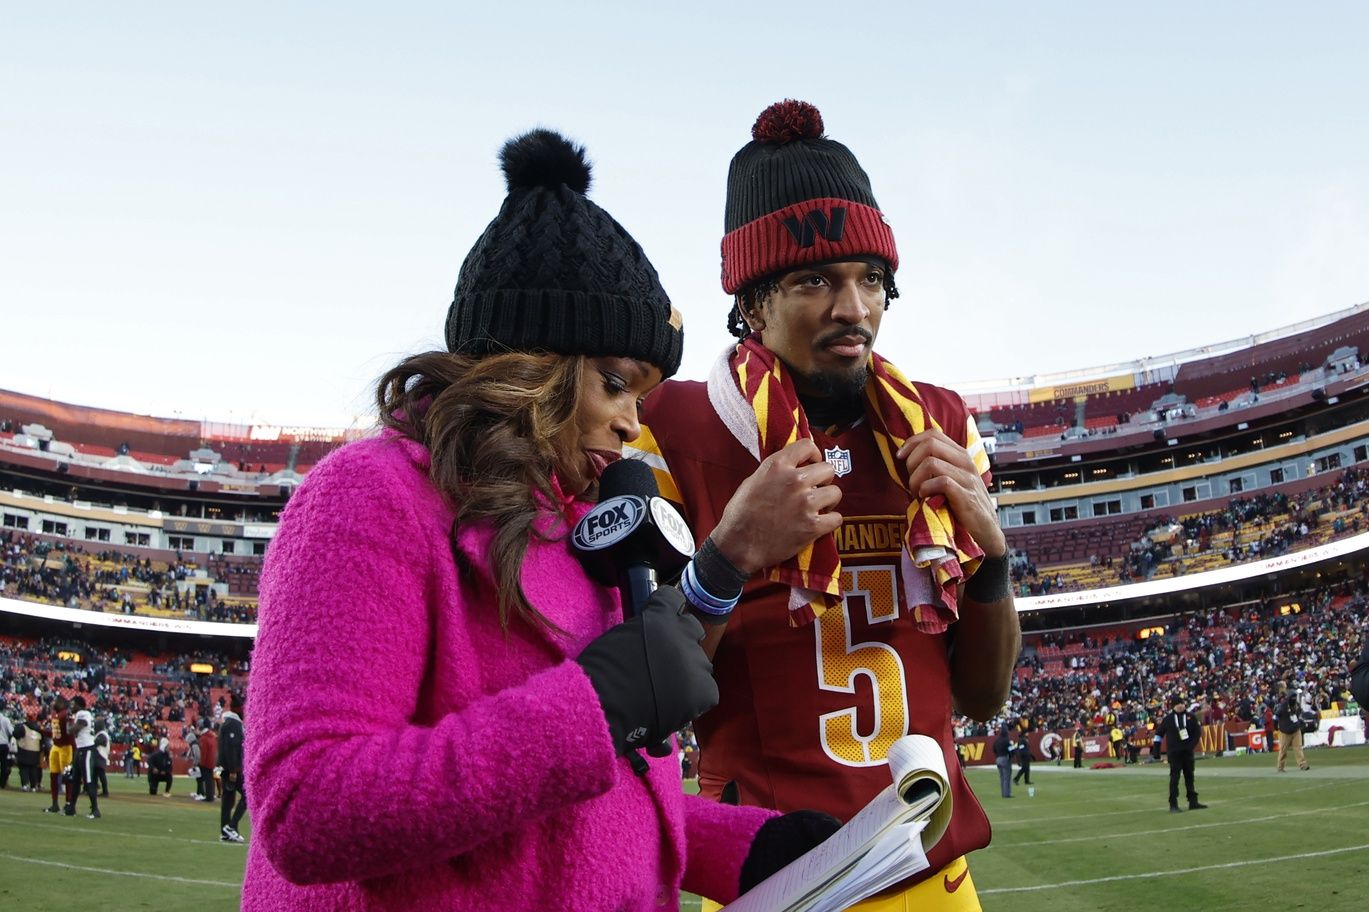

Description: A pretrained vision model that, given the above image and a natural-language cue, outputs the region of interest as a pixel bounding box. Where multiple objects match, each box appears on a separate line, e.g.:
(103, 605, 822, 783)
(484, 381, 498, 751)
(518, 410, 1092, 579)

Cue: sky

(4, 2, 1369, 429)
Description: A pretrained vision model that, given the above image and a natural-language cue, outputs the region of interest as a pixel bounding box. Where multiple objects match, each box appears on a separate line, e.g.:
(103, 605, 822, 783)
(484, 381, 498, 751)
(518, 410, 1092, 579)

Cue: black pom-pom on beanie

(445, 129, 683, 378)
(499, 129, 592, 194)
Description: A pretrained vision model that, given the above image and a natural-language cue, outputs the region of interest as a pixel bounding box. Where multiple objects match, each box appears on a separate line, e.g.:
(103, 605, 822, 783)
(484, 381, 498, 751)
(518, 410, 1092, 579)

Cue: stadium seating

(980, 582, 1366, 742)
(0, 387, 355, 476)
(2, 533, 258, 623)
(1, 633, 248, 768)
(1172, 308, 1369, 403)
(4, 305, 1368, 766)
(1006, 465, 1368, 593)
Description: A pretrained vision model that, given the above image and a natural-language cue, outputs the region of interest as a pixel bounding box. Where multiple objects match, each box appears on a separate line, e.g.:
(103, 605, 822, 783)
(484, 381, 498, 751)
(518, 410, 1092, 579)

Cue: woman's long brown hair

(376, 350, 584, 632)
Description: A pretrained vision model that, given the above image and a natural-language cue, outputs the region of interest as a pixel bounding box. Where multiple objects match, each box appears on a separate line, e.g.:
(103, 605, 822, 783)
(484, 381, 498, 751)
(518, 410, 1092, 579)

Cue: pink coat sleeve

(245, 443, 619, 885)
(680, 794, 777, 904)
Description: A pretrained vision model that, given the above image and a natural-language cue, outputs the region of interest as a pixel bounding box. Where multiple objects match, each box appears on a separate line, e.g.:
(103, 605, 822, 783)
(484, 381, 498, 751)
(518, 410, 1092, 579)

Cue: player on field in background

(183, 727, 202, 800)
(43, 695, 77, 815)
(70, 696, 100, 818)
(196, 720, 217, 802)
(16, 713, 43, 791)
(219, 692, 247, 842)
(92, 719, 111, 797)
(634, 99, 1020, 910)
(147, 741, 173, 796)
(0, 704, 13, 789)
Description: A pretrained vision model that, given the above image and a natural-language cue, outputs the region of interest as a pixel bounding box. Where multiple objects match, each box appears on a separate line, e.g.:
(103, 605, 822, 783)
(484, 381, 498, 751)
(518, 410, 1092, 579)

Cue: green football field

(2, 747, 1366, 911)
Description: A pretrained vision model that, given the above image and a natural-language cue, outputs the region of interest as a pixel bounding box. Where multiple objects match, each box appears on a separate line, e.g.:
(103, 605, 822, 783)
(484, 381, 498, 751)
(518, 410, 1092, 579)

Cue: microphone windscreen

(598, 458, 658, 501)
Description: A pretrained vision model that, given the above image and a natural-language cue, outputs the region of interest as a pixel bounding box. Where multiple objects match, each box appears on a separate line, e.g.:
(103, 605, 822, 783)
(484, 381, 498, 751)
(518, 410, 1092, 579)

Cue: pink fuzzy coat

(241, 431, 773, 910)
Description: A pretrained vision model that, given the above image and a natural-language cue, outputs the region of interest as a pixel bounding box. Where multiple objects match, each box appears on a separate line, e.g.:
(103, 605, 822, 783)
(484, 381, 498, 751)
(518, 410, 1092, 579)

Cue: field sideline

(1, 747, 1365, 911)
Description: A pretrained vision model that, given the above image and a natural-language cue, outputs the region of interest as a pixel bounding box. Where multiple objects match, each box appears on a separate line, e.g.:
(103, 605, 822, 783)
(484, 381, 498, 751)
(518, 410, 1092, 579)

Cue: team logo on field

(824, 446, 852, 477)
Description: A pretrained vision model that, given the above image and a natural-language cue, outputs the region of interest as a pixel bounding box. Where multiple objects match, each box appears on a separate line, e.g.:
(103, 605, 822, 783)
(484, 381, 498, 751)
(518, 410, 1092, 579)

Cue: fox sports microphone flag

(571, 458, 693, 617)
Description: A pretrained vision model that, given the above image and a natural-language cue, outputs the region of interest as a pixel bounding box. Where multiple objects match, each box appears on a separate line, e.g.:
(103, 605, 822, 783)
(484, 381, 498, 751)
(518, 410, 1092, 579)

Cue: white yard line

(998, 798, 1369, 847)
(0, 810, 224, 845)
(978, 843, 1369, 894)
(0, 852, 240, 888)
(988, 779, 1337, 825)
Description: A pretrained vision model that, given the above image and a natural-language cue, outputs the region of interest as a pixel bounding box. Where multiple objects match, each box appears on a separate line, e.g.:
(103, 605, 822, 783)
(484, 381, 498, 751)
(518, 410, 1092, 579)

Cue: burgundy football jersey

(636, 376, 992, 884)
(49, 709, 74, 747)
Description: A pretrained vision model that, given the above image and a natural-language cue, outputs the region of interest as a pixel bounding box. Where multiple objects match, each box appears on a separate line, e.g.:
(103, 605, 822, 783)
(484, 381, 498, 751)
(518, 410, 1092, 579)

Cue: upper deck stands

(0, 387, 358, 472)
(1172, 308, 1369, 403)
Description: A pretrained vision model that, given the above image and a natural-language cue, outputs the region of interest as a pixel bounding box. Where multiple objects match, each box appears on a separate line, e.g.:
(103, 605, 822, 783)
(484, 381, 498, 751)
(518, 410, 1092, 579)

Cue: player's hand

(710, 440, 843, 574)
(896, 429, 1005, 558)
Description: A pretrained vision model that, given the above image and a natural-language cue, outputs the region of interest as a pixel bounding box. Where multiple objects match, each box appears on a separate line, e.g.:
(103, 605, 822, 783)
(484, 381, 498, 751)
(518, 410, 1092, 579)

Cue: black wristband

(964, 553, 1011, 603)
(692, 536, 749, 600)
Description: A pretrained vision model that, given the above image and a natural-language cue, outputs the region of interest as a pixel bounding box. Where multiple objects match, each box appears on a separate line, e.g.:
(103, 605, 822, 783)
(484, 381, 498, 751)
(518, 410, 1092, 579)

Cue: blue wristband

(680, 559, 740, 618)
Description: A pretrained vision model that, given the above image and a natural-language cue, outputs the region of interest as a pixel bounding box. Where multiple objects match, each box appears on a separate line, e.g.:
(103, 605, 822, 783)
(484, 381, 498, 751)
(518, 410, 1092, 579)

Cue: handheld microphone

(571, 458, 694, 618)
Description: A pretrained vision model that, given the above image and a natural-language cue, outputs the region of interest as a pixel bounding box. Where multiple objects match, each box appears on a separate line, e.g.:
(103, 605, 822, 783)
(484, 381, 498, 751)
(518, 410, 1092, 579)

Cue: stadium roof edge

(4, 300, 1367, 424)
(0, 385, 376, 443)
(954, 299, 1369, 396)
(0, 596, 257, 639)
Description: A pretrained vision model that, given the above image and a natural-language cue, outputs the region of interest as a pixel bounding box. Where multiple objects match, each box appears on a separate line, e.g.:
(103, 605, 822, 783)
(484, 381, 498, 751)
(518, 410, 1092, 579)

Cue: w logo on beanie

(781, 206, 848, 248)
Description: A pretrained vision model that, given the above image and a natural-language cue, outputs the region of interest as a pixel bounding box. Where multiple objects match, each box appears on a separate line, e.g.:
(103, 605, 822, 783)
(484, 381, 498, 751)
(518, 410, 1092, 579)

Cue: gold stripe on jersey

(964, 414, 990, 478)
(623, 427, 682, 506)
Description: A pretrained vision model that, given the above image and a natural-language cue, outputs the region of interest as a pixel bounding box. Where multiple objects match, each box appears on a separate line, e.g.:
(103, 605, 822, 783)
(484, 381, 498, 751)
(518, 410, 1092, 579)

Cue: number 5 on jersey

(815, 564, 909, 766)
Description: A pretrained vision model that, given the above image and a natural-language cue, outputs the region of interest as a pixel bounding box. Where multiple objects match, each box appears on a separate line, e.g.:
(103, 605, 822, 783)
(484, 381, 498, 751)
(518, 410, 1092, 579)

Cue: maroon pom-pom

(751, 99, 825, 143)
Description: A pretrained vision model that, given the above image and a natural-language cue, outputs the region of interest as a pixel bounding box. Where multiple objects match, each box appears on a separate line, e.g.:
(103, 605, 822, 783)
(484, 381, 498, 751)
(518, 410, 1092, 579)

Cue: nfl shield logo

(823, 446, 852, 477)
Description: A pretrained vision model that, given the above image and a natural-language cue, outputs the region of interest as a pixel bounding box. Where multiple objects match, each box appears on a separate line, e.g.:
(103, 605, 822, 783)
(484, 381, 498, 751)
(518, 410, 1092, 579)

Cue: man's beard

(796, 363, 868, 426)
(803, 362, 869, 401)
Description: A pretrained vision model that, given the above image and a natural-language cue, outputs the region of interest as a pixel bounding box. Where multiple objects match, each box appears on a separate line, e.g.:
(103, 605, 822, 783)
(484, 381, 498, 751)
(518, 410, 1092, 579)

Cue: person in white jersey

(70, 696, 101, 819)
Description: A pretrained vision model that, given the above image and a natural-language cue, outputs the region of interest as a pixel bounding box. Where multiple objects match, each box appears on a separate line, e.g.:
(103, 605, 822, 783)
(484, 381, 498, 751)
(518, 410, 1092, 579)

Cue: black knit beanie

(720, 100, 898, 294)
(445, 129, 683, 378)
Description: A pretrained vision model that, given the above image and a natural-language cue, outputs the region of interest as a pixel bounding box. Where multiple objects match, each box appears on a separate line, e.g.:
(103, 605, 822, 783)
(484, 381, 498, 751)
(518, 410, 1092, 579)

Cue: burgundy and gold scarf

(707, 337, 984, 632)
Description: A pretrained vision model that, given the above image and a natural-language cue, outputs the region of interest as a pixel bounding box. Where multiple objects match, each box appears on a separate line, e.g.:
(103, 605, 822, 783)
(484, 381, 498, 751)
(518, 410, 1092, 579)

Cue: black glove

(1351, 638, 1369, 709)
(739, 810, 843, 893)
(576, 586, 718, 756)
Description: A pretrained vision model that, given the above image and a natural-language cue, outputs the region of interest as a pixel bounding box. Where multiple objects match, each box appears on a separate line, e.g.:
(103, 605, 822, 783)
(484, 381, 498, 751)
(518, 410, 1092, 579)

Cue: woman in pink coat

(241, 129, 834, 911)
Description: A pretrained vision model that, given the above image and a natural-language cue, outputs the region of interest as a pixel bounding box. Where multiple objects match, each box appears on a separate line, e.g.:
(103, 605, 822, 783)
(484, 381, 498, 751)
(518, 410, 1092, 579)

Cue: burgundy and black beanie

(445, 129, 684, 378)
(721, 99, 898, 294)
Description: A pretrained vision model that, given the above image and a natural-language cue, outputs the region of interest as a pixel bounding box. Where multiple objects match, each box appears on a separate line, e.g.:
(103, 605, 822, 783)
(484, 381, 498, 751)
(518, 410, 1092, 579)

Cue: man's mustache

(815, 327, 873, 348)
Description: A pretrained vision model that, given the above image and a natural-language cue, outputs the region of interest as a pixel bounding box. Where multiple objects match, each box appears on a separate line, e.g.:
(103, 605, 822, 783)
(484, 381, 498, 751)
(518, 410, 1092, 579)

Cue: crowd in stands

(7, 466, 1368, 625)
(985, 359, 1334, 440)
(1012, 467, 1369, 596)
(5, 584, 1362, 783)
(961, 578, 1367, 743)
(6, 460, 1369, 631)
(1167, 466, 1369, 567)
(1, 531, 257, 623)
(0, 635, 247, 756)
